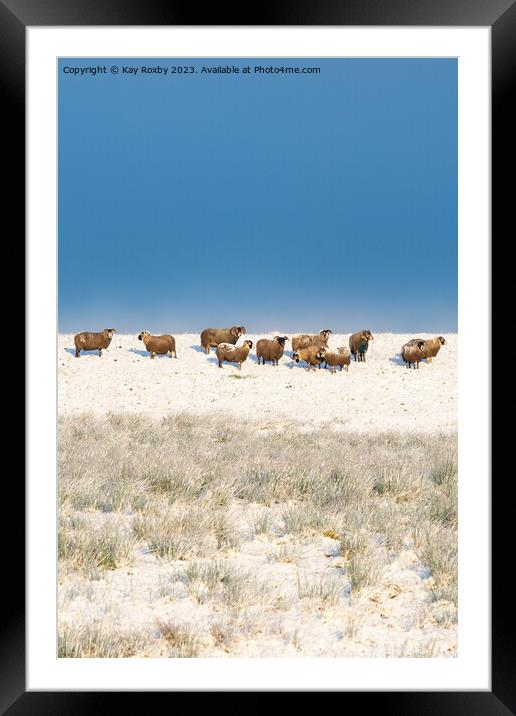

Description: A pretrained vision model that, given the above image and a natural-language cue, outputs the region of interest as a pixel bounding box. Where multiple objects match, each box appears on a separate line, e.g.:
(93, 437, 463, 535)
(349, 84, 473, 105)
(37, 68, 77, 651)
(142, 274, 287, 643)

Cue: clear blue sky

(58, 58, 457, 333)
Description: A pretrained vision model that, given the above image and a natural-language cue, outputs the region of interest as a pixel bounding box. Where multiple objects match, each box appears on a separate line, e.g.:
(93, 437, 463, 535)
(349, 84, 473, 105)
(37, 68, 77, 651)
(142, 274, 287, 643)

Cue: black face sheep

(349, 330, 374, 362)
(322, 347, 351, 373)
(291, 330, 332, 353)
(256, 336, 289, 366)
(421, 336, 447, 362)
(138, 331, 177, 359)
(200, 326, 246, 354)
(292, 345, 327, 371)
(405, 336, 446, 362)
(74, 329, 115, 358)
(216, 340, 253, 369)
(401, 340, 426, 369)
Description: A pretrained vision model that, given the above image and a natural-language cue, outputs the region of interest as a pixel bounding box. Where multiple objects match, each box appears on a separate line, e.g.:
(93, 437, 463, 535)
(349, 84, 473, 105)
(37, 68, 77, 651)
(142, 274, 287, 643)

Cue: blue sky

(58, 58, 457, 333)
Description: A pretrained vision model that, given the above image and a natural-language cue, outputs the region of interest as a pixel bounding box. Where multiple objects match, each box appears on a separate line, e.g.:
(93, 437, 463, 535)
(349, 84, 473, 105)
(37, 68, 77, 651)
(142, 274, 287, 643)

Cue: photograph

(57, 56, 459, 659)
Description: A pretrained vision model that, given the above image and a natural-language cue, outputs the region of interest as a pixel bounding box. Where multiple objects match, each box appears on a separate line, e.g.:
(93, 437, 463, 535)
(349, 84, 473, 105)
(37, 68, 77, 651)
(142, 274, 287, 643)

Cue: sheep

(401, 340, 426, 369)
(323, 347, 351, 373)
(256, 336, 289, 366)
(292, 345, 327, 371)
(421, 336, 447, 362)
(291, 329, 332, 353)
(216, 340, 253, 369)
(349, 330, 374, 362)
(200, 326, 246, 354)
(74, 329, 115, 358)
(422, 336, 446, 362)
(405, 336, 446, 362)
(137, 331, 177, 359)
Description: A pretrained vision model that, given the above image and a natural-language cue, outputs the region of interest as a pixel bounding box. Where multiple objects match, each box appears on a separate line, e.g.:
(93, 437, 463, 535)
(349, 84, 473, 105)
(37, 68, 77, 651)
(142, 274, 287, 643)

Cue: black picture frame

(7, 0, 509, 711)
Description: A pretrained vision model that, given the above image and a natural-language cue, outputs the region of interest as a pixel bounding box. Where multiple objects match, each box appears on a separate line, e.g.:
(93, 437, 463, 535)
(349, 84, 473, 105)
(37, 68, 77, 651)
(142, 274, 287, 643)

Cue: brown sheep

(422, 336, 447, 362)
(74, 329, 115, 358)
(200, 326, 246, 354)
(138, 331, 177, 359)
(291, 329, 332, 353)
(256, 336, 289, 366)
(216, 340, 253, 369)
(349, 330, 374, 362)
(401, 340, 426, 369)
(323, 347, 351, 373)
(292, 345, 327, 371)
(405, 336, 446, 362)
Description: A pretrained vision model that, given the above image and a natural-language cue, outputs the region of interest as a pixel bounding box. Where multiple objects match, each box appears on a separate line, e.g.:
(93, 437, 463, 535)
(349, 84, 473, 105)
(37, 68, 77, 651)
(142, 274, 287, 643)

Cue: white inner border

(27, 27, 490, 691)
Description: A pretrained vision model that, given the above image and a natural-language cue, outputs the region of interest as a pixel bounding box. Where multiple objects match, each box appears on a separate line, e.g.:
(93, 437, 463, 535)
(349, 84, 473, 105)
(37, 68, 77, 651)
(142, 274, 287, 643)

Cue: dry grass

(59, 516, 136, 578)
(155, 619, 200, 657)
(58, 622, 150, 658)
(58, 413, 458, 657)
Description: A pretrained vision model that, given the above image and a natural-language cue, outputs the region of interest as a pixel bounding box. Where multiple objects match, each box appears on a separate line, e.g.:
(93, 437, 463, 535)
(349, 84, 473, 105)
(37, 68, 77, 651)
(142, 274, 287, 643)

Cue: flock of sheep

(72, 327, 447, 371)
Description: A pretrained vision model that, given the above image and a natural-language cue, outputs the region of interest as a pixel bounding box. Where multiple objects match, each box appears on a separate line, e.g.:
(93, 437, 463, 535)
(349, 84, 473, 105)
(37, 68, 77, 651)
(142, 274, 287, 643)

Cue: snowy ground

(58, 332, 457, 432)
(59, 510, 457, 658)
(58, 333, 457, 658)
(58, 414, 457, 659)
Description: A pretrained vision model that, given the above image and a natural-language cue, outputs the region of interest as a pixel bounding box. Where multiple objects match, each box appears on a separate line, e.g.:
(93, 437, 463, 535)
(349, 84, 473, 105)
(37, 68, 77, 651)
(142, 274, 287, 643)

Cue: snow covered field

(58, 332, 457, 432)
(58, 415, 457, 658)
(58, 332, 458, 658)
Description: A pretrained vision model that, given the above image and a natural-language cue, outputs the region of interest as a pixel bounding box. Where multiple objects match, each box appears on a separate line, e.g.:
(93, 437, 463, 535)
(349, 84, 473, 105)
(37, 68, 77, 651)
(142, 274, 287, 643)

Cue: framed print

(6, 0, 511, 710)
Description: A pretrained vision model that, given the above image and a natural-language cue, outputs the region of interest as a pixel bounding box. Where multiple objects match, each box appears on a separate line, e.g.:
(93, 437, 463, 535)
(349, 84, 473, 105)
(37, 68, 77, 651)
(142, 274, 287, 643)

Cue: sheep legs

(75, 349, 80, 358)
(98, 349, 102, 357)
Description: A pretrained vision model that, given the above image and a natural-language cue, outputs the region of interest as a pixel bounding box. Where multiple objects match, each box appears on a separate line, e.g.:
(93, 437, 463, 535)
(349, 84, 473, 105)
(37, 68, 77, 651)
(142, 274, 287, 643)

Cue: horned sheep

(74, 329, 115, 358)
(292, 345, 327, 371)
(349, 330, 374, 362)
(216, 340, 254, 369)
(323, 347, 351, 373)
(200, 326, 246, 354)
(137, 331, 177, 359)
(406, 336, 446, 362)
(291, 329, 332, 353)
(401, 340, 426, 369)
(256, 336, 289, 366)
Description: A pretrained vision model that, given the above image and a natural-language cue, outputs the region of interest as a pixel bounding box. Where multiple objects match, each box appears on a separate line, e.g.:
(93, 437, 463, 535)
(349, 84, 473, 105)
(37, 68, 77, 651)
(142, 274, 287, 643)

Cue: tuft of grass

(385, 639, 440, 658)
(267, 541, 308, 564)
(210, 618, 236, 651)
(59, 517, 136, 577)
(343, 612, 363, 640)
(133, 506, 213, 560)
(253, 509, 272, 536)
(172, 559, 273, 612)
(339, 530, 388, 592)
(414, 523, 458, 604)
(281, 503, 326, 536)
(296, 571, 342, 606)
(212, 510, 242, 551)
(59, 623, 149, 658)
(155, 619, 200, 657)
